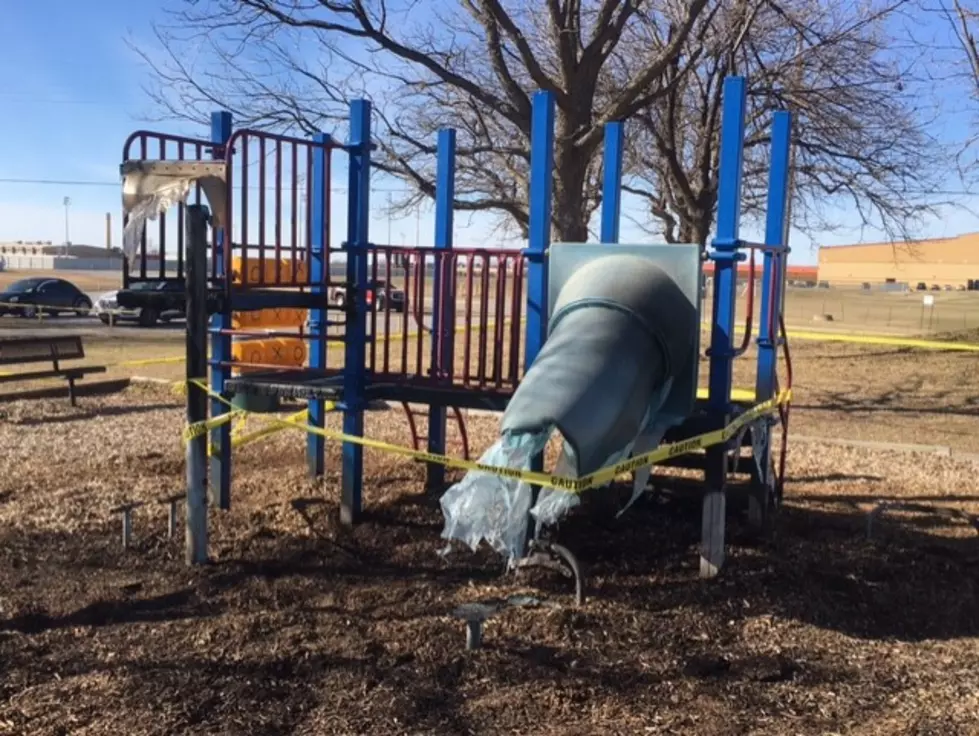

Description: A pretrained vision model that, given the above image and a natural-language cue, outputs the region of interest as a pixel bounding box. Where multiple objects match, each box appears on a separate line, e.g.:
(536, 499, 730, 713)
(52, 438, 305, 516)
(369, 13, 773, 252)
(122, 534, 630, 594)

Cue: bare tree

(932, 0, 979, 167)
(626, 0, 953, 247)
(135, 0, 721, 242)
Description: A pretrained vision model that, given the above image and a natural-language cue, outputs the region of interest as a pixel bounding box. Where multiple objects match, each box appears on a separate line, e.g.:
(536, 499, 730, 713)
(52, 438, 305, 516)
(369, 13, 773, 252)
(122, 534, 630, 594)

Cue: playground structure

(119, 75, 793, 579)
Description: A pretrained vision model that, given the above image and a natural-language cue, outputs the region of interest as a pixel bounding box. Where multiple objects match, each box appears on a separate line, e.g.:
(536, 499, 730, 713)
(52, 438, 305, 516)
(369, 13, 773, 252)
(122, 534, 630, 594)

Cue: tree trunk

(551, 136, 597, 243)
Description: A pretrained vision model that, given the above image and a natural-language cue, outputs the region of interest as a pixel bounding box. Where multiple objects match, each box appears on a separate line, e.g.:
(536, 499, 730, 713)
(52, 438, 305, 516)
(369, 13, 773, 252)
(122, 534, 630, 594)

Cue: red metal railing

(364, 245, 526, 393)
(122, 132, 213, 282)
(224, 129, 336, 289)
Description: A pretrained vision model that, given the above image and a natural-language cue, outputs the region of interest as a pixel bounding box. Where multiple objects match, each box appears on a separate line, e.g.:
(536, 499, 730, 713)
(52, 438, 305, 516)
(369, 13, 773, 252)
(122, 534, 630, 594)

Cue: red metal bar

(450, 406, 470, 460)
(305, 144, 314, 285)
(176, 141, 186, 280)
(776, 312, 793, 494)
(291, 143, 299, 284)
(476, 254, 490, 388)
(324, 146, 332, 263)
(415, 252, 426, 376)
(138, 136, 148, 280)
(157, 138, 167, 281)
(508, 256, 525, 386)
(462, 254, 475, 384)
(122, 131, 212, 284)
(492, 255, 507, 388)
(223, 143, 235, 293)
(732, 246, 757, 358)
(401, 402, 422, 450)
(369, 252, 379, 372)
(275, 140, 283, 284)
(401, 252, 411, 375)
(383, 253, 392, 374)
(240, 133, 250, 287)
(435, 252, 454, 380)
(258, 136, 267, 287)
(123, 130, 213, 154)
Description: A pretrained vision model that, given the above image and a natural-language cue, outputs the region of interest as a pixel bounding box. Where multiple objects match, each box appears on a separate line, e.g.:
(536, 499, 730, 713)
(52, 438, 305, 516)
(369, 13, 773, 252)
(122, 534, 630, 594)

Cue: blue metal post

(755, 111, 792, 404)
(524, 91, 555, 369)
(522, 91, 555, 552)
(426, 128, 456, 489)
(307, 132, 331, 477)
(707, 76, 747, 415)
(701, 76, 747, 578)
(209, 110, 233, 510)
(750, 110, 792, 518)
(600, 122, 624, 244)
(341, 100, 371, 525)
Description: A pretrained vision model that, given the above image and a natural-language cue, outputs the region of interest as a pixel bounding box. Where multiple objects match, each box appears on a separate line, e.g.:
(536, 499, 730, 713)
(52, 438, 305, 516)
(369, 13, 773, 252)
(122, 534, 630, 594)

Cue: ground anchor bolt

(160, 494, 183, 539)
(452, 603, 497, 651)
(110, 501, 144, 550)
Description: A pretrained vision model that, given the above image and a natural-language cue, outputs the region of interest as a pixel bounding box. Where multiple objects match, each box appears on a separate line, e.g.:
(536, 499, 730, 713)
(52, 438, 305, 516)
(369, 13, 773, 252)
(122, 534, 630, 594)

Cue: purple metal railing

(122, 132, 212, 283)
(224, 129, 337, 289)
(123, 129, 338, 290)
(364, 245, 526, 393)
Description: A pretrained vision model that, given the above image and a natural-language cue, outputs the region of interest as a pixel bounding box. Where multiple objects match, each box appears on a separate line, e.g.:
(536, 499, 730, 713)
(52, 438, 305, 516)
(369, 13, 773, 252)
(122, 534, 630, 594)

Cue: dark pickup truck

(95, 280, 186, 327)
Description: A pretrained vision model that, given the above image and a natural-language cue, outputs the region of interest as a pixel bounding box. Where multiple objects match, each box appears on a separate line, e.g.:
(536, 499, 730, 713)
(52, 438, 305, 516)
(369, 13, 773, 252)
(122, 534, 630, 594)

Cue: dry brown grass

(0, 330, 977, 734)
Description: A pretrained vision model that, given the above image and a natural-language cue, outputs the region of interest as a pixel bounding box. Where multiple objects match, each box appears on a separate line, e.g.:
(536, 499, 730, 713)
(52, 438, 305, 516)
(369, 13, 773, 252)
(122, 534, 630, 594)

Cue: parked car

(0, 277, 92, 317)
(329, 279, 407, 313)
(93, 280, 185, 327)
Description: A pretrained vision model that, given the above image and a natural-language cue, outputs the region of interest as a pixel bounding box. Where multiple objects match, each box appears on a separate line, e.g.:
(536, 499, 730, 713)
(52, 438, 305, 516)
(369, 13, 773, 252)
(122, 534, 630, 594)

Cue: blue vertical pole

(600, 122, 624, 244)
(209, 110, 233, 510)
(707, 76, 747, 415)
(524, 91, 555, 369)
(700, 76, 746, 578)
(307, 132, 331, 477)
(751, 110, 792, 513)
(341, 99, 371, 525)
(755, 111, 792, 404)
(522, 90, 555, 553)
(427, 128, 456, 489)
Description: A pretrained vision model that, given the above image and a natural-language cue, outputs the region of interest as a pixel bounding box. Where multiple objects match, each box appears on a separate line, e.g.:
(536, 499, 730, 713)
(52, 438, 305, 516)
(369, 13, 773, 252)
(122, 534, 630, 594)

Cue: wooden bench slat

(0, 335, 105, 406)
(0, 336, 85, 365)
(0, 366, 107, 383)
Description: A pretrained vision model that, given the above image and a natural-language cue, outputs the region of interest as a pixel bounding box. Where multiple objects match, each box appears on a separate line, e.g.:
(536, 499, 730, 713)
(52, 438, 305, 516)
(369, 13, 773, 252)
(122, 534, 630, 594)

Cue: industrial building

(818, 233, 979, 289)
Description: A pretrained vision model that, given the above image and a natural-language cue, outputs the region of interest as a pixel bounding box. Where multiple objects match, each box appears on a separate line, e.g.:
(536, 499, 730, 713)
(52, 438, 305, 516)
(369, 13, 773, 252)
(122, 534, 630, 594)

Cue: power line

(0, 93, 127, 106)
(0, 176, 414, 193)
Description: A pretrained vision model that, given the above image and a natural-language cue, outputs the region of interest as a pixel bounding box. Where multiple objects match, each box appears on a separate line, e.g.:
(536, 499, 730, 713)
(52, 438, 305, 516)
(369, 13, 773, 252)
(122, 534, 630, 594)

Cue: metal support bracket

(513, 539, 585, 606)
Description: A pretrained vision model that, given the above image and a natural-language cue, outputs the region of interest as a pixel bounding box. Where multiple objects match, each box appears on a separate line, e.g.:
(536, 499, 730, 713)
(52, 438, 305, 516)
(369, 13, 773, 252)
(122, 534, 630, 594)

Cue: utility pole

(63, 196, 71, 255)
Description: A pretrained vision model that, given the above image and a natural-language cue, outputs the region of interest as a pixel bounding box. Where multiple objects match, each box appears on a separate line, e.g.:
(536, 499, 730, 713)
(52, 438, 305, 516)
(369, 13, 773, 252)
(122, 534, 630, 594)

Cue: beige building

(818, 233, 979, 288)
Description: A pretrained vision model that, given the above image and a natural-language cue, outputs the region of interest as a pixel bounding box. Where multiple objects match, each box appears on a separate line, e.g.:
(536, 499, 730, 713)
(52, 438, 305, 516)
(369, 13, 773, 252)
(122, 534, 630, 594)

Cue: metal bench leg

(67, 377, 77, 407)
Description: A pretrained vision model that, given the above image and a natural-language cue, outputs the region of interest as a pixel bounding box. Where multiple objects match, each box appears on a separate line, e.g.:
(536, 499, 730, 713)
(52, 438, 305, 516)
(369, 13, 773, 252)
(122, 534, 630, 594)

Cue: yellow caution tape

(182, 408, 245, 442)
(228, 408, 312, 448)
(777, 329, 979, 352)
(204, 408, 312, 457)
(184, 377, 790, 494)
(118, 355, 188, 367)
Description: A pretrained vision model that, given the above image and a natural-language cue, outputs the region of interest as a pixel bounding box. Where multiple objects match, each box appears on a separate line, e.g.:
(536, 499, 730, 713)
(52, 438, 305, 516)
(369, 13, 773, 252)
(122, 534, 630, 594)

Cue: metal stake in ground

(185, 204, 210, 565)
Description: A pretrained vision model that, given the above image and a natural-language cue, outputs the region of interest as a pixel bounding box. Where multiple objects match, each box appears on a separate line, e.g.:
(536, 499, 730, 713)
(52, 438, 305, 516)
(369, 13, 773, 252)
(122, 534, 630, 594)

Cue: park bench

(0, 335, 107, 406)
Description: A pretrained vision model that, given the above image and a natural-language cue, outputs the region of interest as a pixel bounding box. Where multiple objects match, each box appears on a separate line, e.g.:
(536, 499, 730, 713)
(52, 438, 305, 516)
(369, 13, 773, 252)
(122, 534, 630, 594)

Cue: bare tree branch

(629, 0, 958, 247)
(136, 0, 717, 241)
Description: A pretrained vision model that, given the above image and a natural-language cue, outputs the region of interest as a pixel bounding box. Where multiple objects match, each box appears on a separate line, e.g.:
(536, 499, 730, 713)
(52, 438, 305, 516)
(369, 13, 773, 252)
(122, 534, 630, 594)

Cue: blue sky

(2, 1, 978, 267)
